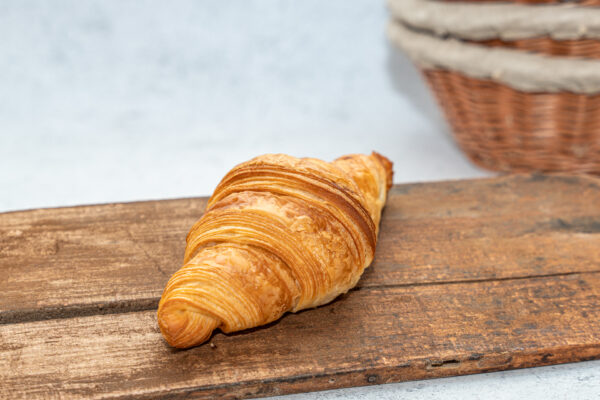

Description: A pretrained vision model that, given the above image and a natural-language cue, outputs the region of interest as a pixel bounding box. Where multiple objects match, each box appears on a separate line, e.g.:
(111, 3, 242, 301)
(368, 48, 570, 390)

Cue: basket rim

(387, 0, 600, 40)
(388, 22, 600, 93)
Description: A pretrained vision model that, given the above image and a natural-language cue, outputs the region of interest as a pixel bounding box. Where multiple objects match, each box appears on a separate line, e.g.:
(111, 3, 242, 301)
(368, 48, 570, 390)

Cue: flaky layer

(158, 152, 393, 348)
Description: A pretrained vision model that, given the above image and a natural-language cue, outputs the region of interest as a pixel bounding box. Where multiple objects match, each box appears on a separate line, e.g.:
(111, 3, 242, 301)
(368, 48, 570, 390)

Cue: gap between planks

(3, 269, 600, 326)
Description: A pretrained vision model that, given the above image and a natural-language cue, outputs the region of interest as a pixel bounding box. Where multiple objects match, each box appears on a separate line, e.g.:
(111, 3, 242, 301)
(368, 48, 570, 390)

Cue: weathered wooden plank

(0, 198, 207, 323)
(1, 272, 598, 399)
(1, 174, 600, 324)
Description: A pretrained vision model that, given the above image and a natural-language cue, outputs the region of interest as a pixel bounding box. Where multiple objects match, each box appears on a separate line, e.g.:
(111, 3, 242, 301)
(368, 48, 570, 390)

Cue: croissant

(157, 152, 393, 348)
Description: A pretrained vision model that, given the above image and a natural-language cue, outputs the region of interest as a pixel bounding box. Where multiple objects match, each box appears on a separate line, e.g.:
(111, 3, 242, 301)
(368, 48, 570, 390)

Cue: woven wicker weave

(472, 38, 600, 59)
(422, 69, 600, 174)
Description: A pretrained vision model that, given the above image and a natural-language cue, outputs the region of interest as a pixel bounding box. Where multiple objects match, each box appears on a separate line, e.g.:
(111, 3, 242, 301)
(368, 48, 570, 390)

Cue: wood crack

(351, 269, 600, 293)
(126, 228, 169, 278)
(2, 270, 599, 326)
(0, 298, 159, 325)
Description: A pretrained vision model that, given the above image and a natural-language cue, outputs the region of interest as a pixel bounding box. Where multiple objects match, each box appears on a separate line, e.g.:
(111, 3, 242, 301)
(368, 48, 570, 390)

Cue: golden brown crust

(157, 152, 393, 348)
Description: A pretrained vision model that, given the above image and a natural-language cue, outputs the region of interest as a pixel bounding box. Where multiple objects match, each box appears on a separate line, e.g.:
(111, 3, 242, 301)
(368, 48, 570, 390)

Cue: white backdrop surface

(1, 1, 598, 399)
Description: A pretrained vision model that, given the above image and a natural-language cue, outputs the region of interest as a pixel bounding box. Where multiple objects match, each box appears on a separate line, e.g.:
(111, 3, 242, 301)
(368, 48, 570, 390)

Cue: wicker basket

(423, 69, 600, 173)
(388, 22, 600, 174)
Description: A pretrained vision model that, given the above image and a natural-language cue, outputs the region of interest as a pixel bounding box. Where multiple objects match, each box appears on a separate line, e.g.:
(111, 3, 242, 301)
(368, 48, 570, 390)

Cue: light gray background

(1, 1, 598, 399)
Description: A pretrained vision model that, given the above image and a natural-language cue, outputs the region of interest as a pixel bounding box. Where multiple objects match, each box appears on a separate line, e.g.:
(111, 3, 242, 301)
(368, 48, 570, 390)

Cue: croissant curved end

(157, 300, 220, 348)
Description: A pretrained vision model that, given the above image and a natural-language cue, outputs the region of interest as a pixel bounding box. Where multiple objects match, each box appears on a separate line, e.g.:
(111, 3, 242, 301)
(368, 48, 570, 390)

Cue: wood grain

(1, 273, 598, 399)
(0, 198, 207, 323)
(1, 174, 599, 324)
(0, 174, 599, 399)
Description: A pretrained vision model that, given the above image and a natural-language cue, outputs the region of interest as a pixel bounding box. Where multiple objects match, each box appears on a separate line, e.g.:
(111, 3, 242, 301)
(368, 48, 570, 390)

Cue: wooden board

(1, 174, 599, 399)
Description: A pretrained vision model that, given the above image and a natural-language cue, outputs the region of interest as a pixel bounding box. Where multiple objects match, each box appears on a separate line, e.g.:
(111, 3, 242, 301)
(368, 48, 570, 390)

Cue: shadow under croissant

(161, 291, 355, 352)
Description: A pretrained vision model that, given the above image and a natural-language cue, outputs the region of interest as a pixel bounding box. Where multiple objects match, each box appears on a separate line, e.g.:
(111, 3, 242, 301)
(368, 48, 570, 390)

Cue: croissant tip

(158, 301, 219, 349)
(371, 151, 394, 191)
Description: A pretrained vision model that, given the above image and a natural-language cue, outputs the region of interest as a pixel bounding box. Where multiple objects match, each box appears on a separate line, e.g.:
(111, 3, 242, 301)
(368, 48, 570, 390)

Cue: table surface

(0, 1, 598, 399)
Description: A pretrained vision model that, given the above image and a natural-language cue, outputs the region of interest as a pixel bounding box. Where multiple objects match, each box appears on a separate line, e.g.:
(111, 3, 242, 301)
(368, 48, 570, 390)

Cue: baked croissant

(157, 152, 393, 348)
